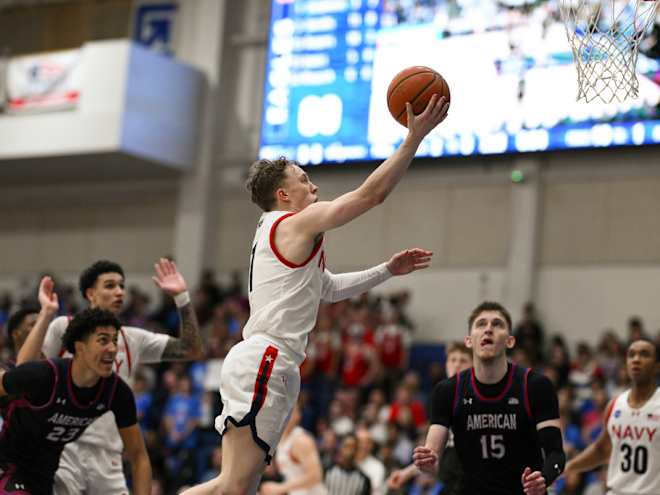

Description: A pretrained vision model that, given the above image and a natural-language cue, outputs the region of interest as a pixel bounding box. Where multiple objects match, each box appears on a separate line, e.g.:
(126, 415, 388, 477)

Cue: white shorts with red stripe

(215, 335, 301, 463)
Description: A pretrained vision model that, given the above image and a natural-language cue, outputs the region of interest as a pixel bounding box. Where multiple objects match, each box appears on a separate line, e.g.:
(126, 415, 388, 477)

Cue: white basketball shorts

(215, 335, 301, 463)
(53, 441, 128, 495)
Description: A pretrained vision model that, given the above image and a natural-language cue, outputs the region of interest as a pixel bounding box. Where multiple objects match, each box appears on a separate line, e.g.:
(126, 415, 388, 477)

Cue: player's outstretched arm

(16, 276, 59, 365)
(412, 424, 449, 474)
(119, 424, 152, 495)
(289, 95, 449, 237)
(152, 258, 203, 360)
(321, 248, 432, 302)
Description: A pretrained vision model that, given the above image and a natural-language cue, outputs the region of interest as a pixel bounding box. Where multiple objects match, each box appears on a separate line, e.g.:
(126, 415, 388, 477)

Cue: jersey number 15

(480, 434, 505, 459)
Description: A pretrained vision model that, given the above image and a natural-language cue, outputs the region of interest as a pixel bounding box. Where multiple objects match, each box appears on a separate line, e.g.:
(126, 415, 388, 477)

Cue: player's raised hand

(38, 276, 59, 316)
(412, 446, 438, 473)
(521, 467, 546, 495)
(386, 248, 433, 276)
(152, 258, 188, 296)
(406, 94, 449, 139)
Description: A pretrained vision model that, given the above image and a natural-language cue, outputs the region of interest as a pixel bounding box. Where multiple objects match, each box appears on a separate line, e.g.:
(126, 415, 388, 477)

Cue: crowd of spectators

(0, 273, 658, 495)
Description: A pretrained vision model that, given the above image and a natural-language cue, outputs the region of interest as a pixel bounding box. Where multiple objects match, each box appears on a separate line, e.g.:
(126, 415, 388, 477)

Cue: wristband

(174, 291, 191, 308)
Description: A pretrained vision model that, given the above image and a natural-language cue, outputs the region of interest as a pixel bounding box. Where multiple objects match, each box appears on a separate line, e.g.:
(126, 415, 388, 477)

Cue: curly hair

(62, 308, 121, 354)
(245, 157, 294, 211)
(79, 260, 124, 301)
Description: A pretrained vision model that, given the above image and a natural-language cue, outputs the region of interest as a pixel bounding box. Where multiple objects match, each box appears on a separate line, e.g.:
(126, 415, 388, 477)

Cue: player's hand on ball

(152, 257, 188, 296)
(412, 446, 438, 473)
(386, 248, 433, 275)
(38, 276, 59, 316)
(406, 94, 449, 139)
(521, 467, 546, 495)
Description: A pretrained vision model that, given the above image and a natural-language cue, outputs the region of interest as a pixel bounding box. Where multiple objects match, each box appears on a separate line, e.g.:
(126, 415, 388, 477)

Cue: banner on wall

(6, 49, 82, 114)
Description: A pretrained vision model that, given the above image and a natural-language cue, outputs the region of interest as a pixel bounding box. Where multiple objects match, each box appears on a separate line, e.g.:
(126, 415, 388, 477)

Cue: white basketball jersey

(275, 427, 328, 495)
(243, 211, 325, 365)
(607, 388, 660, 495)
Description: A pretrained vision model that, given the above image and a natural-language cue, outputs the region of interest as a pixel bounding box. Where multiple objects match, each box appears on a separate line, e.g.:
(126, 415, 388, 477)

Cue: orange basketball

(387, 66, 450, 127)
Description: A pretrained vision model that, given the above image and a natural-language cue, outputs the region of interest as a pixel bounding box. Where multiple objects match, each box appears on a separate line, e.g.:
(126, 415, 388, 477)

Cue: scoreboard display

(259, 0, 660, 165)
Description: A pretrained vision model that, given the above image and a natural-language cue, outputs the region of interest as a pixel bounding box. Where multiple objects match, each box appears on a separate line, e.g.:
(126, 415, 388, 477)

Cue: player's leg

(216, 424, 266, 494)
(179, 425, 266, 495)
(178, 477, 221, 495)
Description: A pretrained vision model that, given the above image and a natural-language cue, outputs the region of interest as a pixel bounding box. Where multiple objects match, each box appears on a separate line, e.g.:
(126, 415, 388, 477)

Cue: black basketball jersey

(0, 360, 17, 422)
(0, 358, 119, 494)
(451, 364, 544, 495)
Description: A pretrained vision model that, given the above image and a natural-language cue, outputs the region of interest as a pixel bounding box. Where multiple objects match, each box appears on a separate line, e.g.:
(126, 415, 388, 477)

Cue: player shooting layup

(182, 94, 449, 495)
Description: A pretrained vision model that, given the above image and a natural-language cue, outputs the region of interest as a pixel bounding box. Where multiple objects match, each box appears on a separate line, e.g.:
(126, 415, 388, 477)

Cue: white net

(558, 0, 659, 102)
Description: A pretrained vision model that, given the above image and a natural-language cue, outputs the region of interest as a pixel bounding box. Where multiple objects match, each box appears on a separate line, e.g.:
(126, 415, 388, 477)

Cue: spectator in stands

(626, 316, 649, 345)
(341, 324, 380, 390)
(163, 374, 200, 486)
(326, 434, 371, 495)
(595, 330, 625, 396)
(388, 383, 427, 430)
(569, 341, 604, 411)
(5, 306, 39, 360)
(549, 335, 572, 389)
(355, 426, 386, 494)
(514, 302, 545, 366)
(374, 310, 411, 394)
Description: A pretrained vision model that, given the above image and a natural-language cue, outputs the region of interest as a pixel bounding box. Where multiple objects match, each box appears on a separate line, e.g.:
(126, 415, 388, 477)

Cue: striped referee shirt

(325, 464, 371, 495)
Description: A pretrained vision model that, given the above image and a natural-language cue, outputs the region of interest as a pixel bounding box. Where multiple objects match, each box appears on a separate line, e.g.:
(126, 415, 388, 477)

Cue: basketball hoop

(558, 0, 659, 103)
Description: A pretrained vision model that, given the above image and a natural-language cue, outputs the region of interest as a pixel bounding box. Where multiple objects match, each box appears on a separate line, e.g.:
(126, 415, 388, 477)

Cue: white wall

(0, 180, 177, 299)
(538, 265, 660, 345)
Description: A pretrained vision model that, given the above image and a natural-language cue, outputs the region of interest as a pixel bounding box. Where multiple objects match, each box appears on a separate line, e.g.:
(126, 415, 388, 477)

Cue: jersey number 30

(620, 443, 648, 474)
(480, 434, 505, 459)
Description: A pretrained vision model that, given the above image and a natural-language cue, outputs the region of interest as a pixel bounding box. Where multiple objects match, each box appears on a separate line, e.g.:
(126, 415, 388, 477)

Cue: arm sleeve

(538, 426, 566, 486)
(2, 361, 55, 404)
(429, 377, 456, 427)
(42, 317, 68, 358)
(528, 372, 560, 423)
(111, 379, 138, 429)
(125, 326, 169, 363)
(320, 264, 392, 303)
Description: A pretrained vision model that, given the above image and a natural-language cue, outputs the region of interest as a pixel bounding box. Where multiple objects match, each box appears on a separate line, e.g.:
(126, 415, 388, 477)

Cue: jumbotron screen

(258, 0, 660, 164)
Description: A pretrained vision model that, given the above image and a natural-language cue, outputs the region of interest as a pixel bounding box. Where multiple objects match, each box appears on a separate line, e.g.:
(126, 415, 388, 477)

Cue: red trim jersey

(244, 211, 325, 365)
(607, 388, 660, 495)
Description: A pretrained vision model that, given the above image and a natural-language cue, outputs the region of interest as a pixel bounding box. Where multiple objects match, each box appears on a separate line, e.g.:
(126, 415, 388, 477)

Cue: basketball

(387, 66, 450, 127)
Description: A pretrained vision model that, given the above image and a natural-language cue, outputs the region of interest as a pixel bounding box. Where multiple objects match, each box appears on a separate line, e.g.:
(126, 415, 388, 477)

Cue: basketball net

(558, 0, 659, 102)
